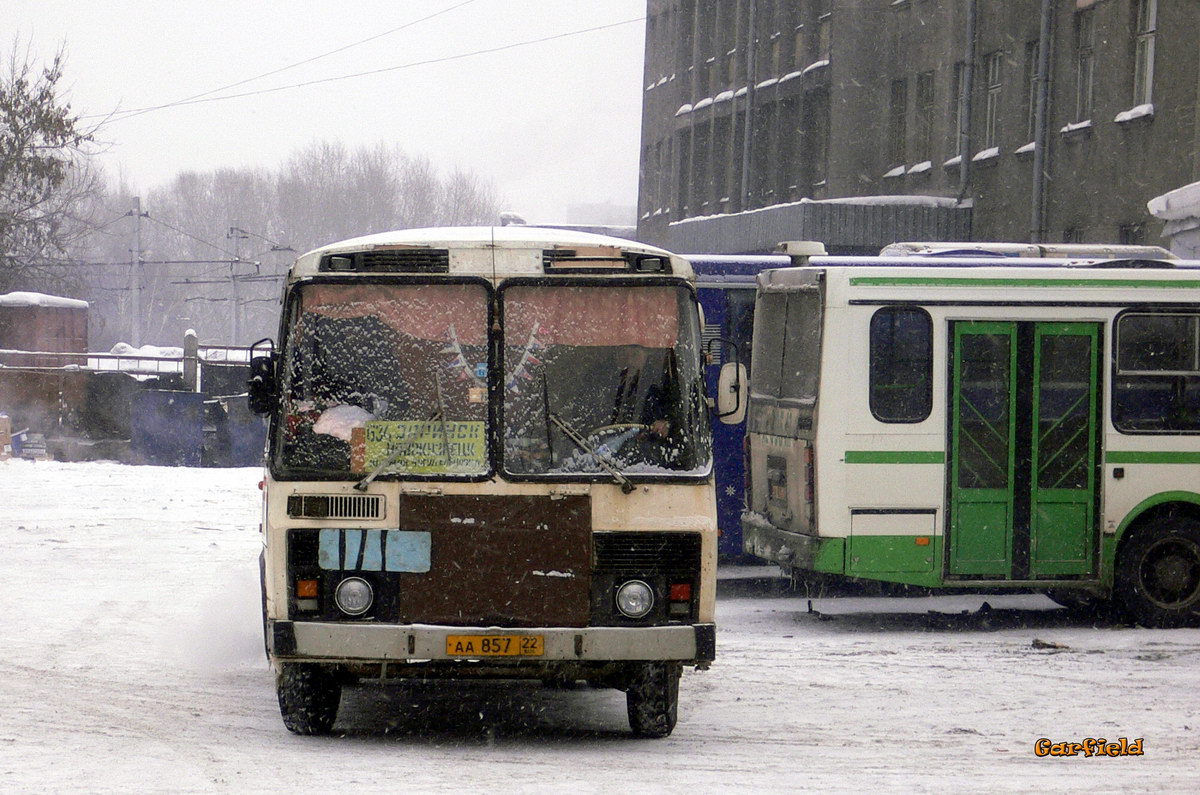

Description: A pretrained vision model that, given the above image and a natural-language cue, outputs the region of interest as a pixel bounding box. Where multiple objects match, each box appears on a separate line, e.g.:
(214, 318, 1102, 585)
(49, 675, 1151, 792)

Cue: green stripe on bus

(1105, 451, 1200, 464)
(845, 451, 945, 464)
(848, 276, 1200, 289)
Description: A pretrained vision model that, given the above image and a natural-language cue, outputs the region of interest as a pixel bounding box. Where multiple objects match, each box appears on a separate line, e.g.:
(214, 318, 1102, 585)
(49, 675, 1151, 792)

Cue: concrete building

(637, 0, 1200, 254)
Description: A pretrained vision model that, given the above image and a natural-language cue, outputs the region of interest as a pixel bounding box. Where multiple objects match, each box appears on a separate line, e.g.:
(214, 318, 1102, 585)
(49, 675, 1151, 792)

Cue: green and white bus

(741, 252, 1200, 627)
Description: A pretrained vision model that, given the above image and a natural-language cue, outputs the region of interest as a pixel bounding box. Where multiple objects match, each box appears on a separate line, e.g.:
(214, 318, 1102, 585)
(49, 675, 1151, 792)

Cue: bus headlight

(334, 576, 374, 616)
(615, 579, 655, 618)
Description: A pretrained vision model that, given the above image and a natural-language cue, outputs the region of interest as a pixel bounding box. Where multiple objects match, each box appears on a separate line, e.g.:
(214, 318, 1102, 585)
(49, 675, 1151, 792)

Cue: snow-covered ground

(2, 461, 1197, 793)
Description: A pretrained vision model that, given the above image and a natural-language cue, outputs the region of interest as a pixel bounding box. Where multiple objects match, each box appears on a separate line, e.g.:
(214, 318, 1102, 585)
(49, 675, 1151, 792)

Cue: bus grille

(594, 532, 701, 575)
(286, 494, 383, 520)
(319, 249, 450, 273)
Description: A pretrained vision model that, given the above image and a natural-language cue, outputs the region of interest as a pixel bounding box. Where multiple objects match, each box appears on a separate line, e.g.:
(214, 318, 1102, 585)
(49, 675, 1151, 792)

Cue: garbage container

(131, 390, 205, 466)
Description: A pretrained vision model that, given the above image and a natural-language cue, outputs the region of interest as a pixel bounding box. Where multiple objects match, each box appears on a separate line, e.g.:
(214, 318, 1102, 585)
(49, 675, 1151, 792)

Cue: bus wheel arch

(1114, 497, 1200, 628)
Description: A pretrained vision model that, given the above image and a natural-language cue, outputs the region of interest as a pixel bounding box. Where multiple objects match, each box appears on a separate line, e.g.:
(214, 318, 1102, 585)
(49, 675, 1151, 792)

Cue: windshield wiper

(354, 410, 442, 492)
(548, 412, 634, 494)
(433, 370, 451, 462)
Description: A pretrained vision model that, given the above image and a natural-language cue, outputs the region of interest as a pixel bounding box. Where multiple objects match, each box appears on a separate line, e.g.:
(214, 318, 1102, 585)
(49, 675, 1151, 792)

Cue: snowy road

(2, 461, 1198, 793)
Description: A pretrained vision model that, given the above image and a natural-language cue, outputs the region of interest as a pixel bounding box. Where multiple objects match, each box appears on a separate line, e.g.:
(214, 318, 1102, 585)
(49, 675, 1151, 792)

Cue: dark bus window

(780, 289, 823, 403)
(752, 292, 788, 398)
(1113, 312, 1200, 433)
(869, 307, 932, 423)
(725, 288, 756, 378)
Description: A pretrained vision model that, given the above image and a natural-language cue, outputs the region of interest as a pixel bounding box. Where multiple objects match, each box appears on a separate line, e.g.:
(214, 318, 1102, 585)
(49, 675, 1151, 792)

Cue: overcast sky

(8, 0, 646, 224)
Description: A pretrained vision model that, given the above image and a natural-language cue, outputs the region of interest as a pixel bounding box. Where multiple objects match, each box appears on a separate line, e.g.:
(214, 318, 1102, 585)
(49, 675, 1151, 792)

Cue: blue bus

(690, 254, 789, 561)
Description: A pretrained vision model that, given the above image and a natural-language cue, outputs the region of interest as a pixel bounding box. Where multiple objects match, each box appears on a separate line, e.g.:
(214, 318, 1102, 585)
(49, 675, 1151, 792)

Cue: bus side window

(869, 306, 933, 423)
(1113, 312, 1200, 433)
(725, 289, 756, 378)
(752, 292, 789, 397)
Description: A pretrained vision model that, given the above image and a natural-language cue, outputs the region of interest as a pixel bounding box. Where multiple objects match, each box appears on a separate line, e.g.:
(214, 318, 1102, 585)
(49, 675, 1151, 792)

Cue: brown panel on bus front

(395, 494, 592, 627)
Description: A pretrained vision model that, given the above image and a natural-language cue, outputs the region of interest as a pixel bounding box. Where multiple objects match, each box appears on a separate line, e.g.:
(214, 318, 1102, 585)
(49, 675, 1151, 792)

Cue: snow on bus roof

(301, 225, 675, 259)
(0, 291, 88, 309)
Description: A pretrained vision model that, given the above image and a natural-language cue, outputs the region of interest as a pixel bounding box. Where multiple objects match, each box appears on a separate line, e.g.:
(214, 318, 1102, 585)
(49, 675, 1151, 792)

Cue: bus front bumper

(268, 620, 716, 664)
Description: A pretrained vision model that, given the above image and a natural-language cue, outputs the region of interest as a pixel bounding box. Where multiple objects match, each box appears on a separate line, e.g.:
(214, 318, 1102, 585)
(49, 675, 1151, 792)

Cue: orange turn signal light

(915, 537, 931, 547)
(669, 583, 693, 601)
(296, 579, 319, 598)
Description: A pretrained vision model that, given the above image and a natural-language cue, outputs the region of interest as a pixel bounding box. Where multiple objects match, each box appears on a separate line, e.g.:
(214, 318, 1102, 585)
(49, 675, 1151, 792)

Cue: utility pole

(127, 197, 148, 346)
(227, 221, 249, 345)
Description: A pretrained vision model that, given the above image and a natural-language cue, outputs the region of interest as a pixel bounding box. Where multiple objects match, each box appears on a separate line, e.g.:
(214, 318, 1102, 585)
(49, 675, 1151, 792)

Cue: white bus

(741, 253, 1200, 627)
(249, 227, 718, 737)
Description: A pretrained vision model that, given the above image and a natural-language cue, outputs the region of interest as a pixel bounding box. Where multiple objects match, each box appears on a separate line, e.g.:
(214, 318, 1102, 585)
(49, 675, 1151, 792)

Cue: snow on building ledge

(1060, 119, 1093, 135)
(1115, 103, 1154, 124)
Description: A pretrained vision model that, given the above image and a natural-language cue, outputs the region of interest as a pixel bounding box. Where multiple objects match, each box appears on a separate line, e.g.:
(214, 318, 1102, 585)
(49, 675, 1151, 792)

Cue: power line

(92, 17, 644, 120)
(100, 0, 477, 125)
(142, 215, 247, 261)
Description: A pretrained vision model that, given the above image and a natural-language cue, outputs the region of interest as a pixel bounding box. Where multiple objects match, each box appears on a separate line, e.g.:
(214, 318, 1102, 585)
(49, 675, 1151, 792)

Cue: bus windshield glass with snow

(742, 253, 1200, 628)
(250, 227, 716, 737)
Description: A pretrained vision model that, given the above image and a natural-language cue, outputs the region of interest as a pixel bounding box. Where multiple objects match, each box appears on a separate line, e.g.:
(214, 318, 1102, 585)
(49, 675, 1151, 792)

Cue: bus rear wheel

(1115, 517, 1200, 628)
(277, 663, 342, 735)
(625, 662, 680, 738)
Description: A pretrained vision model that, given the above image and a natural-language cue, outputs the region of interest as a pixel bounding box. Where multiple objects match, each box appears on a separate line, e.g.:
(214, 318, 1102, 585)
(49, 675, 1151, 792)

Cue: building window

(804, 89, 830, 190)
(870, 307, 933, 423)
(678, 0, 696, 97)
(817, 5, 831, 61)
(779, 98, 800, 199)
(888, 78, 908, 166)
(1133, 0, 1157, 106)
(950, 62, 966, 154)
(983, 51, 1003, 149)
(1114, 312, 1200, 433)
(678, 129, 692, 216)
(1023, 40, 1040, 142)
(914, 71, 935, 163)
(1075, 9, 1095, 121)
(793, 25, 806, 69)
(694, 123, 712, 210)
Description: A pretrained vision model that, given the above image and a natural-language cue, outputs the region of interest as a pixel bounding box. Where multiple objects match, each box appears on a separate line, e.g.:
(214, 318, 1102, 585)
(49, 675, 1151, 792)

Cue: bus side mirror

(248, 338, 278, 416)
(717, 362, 748, 424)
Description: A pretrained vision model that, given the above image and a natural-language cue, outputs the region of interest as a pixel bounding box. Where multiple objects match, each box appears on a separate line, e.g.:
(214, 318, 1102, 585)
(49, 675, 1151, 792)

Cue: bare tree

(80, 139, 501, 346)
(0, 42, 101, 295)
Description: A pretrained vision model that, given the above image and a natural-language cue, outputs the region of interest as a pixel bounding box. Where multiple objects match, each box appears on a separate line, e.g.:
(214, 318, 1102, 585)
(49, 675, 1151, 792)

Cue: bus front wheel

(277, 663, 342, 735)
(625, 662, 680, 738)
(1115, 517, 1200, 628)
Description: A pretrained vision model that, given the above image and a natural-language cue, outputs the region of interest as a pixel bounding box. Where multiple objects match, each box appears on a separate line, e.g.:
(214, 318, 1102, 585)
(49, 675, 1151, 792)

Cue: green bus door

(949, 322, 1100, 580)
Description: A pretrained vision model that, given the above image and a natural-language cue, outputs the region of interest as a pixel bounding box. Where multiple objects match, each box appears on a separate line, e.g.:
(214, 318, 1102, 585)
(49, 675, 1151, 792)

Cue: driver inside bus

(612, 346, 672, 439)
(610, 346, 686, 469)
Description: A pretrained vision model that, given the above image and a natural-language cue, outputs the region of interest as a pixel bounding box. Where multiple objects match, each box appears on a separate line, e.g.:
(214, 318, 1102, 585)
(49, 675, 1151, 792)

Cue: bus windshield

(275, 281, 490, 478)
(501, 283, 711, 477)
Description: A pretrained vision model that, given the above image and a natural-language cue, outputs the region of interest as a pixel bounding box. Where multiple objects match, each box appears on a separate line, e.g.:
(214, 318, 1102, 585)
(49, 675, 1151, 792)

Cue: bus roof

(290, 226, 692, 281)
(880, 241, 1177, 259)
(686, 254, 790, 285)
(758, 257, 1200, 298)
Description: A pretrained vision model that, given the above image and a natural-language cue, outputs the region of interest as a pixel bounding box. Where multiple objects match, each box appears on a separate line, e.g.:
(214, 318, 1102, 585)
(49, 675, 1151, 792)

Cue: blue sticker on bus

(318, 529, 432, 573)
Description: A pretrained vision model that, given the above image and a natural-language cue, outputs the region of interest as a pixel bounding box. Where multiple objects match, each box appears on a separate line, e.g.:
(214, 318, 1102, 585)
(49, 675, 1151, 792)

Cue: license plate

(445, 634, 544, 657)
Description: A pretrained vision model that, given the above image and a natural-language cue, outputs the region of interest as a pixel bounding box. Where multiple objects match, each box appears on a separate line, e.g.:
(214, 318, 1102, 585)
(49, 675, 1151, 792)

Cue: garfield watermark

(1034, 738, 1144, 757)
